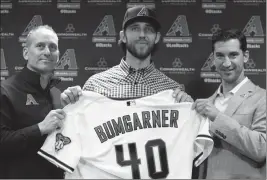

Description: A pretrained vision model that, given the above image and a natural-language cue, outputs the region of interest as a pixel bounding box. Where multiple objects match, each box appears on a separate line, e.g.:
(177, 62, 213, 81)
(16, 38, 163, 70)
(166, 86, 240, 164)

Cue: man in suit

(192, 28, 266, 179)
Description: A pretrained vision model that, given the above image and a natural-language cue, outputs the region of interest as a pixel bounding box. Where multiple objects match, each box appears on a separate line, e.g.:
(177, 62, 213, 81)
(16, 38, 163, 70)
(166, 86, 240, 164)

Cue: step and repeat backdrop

(0, 0, 266, 99)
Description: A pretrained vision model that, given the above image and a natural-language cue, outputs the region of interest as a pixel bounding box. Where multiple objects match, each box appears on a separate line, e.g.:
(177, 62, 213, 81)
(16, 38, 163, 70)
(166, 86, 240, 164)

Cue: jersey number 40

(115, 139, 169, 179)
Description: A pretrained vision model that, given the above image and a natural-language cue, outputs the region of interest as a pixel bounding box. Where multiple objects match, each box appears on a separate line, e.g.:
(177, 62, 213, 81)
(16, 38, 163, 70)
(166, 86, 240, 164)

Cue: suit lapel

(223, 79, 256, 116)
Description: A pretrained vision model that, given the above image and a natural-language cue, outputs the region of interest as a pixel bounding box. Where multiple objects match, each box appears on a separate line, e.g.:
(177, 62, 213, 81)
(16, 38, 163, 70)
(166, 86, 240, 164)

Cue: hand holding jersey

(60, 86, 193, 108)
(39, 90, 213, 179)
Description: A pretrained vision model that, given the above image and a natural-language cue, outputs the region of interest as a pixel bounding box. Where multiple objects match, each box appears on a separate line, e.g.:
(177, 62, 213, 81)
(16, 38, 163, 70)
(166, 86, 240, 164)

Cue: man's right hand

(60, 85, 82, 107)
(38, 109, 66, 135)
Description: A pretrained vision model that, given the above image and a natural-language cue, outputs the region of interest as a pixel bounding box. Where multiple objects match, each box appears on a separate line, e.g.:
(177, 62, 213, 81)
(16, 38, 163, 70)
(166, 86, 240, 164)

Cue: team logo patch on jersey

(55, 133, 71, 152)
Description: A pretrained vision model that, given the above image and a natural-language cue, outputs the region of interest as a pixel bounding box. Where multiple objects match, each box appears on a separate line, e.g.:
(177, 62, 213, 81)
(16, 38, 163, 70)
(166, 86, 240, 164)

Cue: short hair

(211, 29, 247, 52)
(25, 25, 58, 47)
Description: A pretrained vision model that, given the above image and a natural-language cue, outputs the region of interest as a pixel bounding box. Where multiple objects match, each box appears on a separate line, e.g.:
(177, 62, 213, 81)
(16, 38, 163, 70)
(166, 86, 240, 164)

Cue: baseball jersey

(38, 90, 214, 179)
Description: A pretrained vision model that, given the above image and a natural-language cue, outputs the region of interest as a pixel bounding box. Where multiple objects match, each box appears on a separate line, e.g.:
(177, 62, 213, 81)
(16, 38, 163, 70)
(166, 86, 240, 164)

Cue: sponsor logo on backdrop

(18, 0, 52, 6)
(160, 0, 196, 6)
(19, 15, 43, 46)
(0, 0, 12, 14)
(0, 48, 9, 80)
(0, 26, 14, 39)
(201, 0, 227, 14)
(243, 16, 264, 49)
(84, 57, 110, 74)
(57, 0, 81, 14)
(198, 24, 221, 39)
(87, 0, 122, 6)
(200, 53, 221, 83)
(57, 23, 87, 39)
(244, 58, 266, 75)
(54, 49, 78, 81)
(159, 57, 195, 75)
(163, 15, 192, 48)
(126, 0, 155, 8)
(92, 15, 116, 48)
(233, 0, 266, 6)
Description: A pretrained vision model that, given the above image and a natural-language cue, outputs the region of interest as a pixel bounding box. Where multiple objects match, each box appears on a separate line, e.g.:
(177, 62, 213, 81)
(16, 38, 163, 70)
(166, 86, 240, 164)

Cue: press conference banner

(0, 0, 266, 99)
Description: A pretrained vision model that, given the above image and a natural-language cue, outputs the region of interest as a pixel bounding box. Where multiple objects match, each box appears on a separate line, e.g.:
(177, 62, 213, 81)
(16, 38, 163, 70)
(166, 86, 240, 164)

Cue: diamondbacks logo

(201, 53, 215, 71)
(26, 94, 39, 105)
(200, 53, 221, 83)
(55, 133, 71, 152)
(54, 49, 78, 81)
(19, 15, 43, 45)
(137, 7, 149, 16)
(0, 48, 9, 79)
(163, 15, 192, 48)
(93, 15, 116, 47)
(243, 16, 264, 44)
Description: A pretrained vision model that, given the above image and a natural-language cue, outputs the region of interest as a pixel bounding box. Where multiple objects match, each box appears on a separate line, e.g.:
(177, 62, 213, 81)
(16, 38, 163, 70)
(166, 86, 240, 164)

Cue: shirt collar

(119, 57, 155, 75)
(19, 66, 61, 90)
(217, 77, 249, 96)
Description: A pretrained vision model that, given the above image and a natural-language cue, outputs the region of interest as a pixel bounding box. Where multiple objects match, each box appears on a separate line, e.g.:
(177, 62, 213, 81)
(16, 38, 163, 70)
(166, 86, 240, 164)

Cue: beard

(126, 40, 155, 60)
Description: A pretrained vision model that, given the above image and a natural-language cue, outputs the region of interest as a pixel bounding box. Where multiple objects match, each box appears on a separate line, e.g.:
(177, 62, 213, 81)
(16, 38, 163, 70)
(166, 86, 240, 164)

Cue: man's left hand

(191, 99, 220, 121)
(172, 88, 194, 103)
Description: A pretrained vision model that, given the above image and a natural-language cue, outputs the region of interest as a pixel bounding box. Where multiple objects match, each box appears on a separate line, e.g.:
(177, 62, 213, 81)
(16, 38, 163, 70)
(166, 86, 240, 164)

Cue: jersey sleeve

(38, 112, 83, 173)
(193, 112, 214, 167)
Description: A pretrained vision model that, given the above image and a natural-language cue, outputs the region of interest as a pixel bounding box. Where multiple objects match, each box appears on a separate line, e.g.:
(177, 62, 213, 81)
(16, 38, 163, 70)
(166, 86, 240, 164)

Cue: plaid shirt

(83, 58, 183, 99)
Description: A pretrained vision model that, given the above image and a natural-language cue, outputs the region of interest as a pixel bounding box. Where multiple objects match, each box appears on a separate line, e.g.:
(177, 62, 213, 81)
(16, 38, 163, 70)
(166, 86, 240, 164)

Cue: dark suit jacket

(198, 79, 266, 179)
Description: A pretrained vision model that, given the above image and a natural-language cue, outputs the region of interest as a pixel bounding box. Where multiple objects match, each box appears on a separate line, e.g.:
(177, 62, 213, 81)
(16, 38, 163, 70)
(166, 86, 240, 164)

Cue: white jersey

(38, 90, 213, 179)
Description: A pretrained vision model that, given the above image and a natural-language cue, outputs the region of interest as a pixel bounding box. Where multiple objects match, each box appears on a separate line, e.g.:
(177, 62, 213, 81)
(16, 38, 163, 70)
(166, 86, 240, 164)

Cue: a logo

(137, 6, 149, 16)
(172, 57, 183, 68)
(26, 94, 39, 105)
(18, 0, 52, 6)
(97, 57, 108, 68)
(159, 57, 195, 75)
(243, 16, 264, 46)
(87, 0, 122, 6)
(244, 58, 266, 75)
(200, 53, 221, 83)
(126, 0, 155, 8)
(0, 48, 9, 80)
(198, 24, 221, 40)
(57, 0, 81, 14)
(92, 15, 116, 48)
(201, 0, 226, 14)
(0, 0, 12, 14)
(84, 57, 110, 74)
(160, 0, 196, 5)
(0, 26, 14, 39)
(55, 133, 71, 152)
(163, 15, 192, 48)
(54, 49, 78, 81)
(65, 23, 75, 33)
(19, 15, 43, 46)
(57, 23, 87, 39)
(127, 100, 136, 106)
